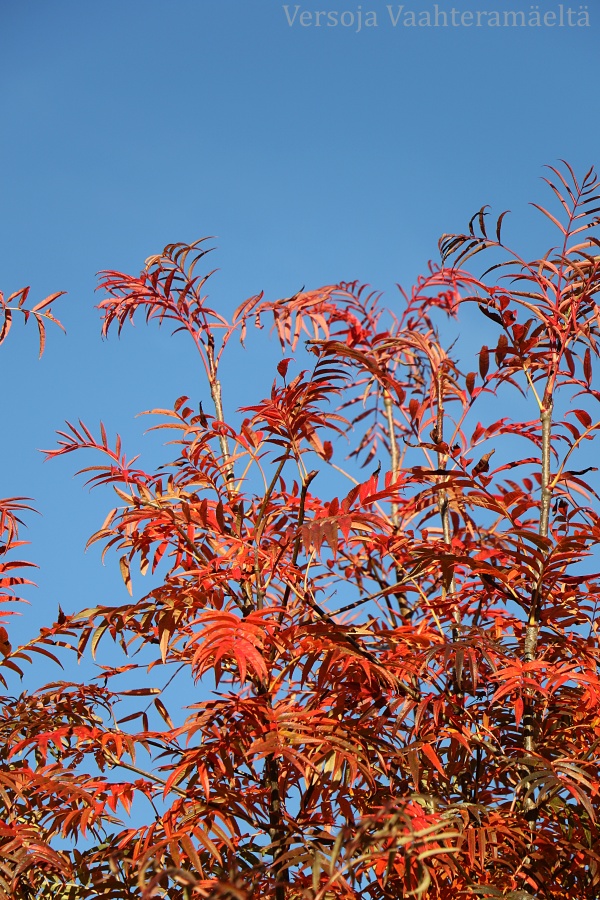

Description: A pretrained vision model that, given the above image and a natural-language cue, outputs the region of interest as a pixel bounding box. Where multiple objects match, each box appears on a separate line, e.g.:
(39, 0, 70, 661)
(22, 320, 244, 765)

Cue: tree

(2, 162, 600, 898)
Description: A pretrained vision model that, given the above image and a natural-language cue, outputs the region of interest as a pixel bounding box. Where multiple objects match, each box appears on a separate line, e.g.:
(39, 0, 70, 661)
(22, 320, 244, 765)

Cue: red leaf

(584, 348, 592, 386)
(421, 743, 446, 778)
(479, 345, 489, 379)
(119, 556, 132, 595)
(495, 333, 509, 365)
(277, 357, 292, 378)
(514, 696, 524, 727)
(572, 409, 592, 428)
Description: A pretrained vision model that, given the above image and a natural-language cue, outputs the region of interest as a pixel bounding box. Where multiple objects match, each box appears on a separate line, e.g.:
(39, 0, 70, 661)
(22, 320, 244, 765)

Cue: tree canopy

(1, 162, 600, 899)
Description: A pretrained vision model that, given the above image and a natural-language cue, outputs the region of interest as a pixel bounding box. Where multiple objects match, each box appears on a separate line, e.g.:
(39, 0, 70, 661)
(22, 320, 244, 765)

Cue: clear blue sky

(0, 0, 598, 666)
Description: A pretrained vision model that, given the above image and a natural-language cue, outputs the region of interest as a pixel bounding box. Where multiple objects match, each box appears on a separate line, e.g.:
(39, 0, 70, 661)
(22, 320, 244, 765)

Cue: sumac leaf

(573, 408, 592, 428)
(564, 347, 575, 377)
(584, 347, 592, 385)
(479, 346, 490, 379)
(119, 556, 132, 595)
(495, 334, 509, 365)
(514, 697, 524, 727)
(277, 357, 292, 378)
(0, 309, 12, 344)
(154, 697, 174, 729)
(478, 304, 503, 325)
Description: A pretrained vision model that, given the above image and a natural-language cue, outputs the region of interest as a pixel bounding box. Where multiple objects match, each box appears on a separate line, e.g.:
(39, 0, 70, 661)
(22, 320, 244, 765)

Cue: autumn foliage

(2, 163, 600, 898)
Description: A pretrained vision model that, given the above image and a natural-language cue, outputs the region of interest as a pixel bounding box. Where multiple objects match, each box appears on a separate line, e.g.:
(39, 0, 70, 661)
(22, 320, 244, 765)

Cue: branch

(280, 469, 319, 614)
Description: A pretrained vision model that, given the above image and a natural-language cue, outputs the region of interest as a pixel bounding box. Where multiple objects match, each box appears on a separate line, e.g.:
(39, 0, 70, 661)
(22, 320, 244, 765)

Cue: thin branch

(280, 469, 319, 614)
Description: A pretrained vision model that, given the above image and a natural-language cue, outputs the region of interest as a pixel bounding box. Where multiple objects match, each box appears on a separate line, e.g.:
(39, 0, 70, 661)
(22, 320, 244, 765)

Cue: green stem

(384, 388, 412, 619)
(523, 397, 553, 754)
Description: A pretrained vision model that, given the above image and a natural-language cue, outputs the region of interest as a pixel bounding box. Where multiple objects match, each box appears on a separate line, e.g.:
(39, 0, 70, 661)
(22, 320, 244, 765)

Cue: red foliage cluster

(1, 163, 600, 898)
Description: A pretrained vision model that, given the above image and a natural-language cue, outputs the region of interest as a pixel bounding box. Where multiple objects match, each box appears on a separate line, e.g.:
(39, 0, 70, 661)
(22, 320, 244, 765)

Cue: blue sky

(0, 0, 598, 671)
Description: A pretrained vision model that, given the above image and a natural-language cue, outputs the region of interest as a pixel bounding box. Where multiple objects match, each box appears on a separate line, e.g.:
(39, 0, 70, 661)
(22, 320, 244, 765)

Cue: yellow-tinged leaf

(312, 850, 324, 894)
(154, 697, 174, 729)
(160, 625, 170, 663)
(120, 687, 160, 696)
(192, 826, 223, 864)
(179, 834, 204, 873)
(119, 555, 132, 595)
(90, 623, 109, 660)
(99, 507, 118, 531)
(113, 485, 135, 504)
(137, 483, 154, 502)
